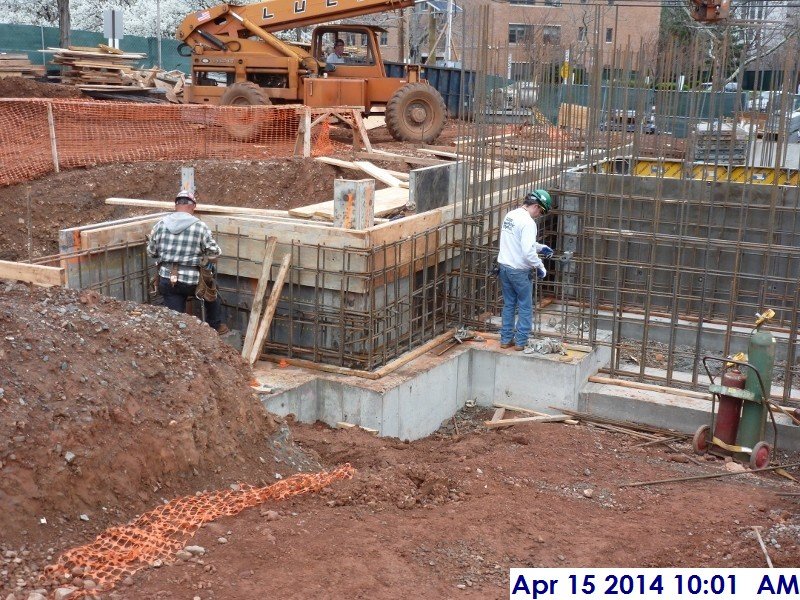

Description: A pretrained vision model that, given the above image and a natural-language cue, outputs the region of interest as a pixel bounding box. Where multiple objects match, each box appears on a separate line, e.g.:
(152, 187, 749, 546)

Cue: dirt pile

(0, 282, 288, 550)
(0, 77, 85, 99)
(0, 158, 349, 261)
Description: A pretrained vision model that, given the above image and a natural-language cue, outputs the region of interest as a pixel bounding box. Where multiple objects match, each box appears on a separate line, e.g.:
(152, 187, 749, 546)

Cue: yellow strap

(712, 436, 752, 454)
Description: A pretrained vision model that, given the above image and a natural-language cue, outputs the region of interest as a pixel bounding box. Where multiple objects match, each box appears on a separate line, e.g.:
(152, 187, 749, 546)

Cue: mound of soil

(0, 158, 350, 261)
(0, 77, 85, 99)
(0, 282, 286, 550)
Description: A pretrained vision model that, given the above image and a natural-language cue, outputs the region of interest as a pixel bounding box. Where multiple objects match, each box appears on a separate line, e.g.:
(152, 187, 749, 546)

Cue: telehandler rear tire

(219, 82, 272, 142)
(385, 82, 447, 144)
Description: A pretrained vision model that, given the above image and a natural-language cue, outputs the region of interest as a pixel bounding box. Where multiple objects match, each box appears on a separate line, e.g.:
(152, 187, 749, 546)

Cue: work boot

(216, 323, 231, 335)
(500, 341, 515, 349)
(514, 345, 525, 351)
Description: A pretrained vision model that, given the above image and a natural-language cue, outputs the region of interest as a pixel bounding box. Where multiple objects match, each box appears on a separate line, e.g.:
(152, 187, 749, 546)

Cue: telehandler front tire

(219, 82, 272, 142)
(385, 82, 447, 144)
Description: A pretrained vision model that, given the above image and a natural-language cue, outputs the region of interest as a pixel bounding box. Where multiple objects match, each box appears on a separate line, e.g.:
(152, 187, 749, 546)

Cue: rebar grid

(453, 7, 800, 402)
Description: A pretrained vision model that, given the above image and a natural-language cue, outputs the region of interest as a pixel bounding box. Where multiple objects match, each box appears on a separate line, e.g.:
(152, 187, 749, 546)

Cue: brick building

(367, 0, 662, 74)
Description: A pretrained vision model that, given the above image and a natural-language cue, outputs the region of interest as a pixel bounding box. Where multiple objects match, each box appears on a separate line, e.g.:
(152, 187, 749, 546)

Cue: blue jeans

(158, 277, 222, 330)
(499, 265, 533, 346)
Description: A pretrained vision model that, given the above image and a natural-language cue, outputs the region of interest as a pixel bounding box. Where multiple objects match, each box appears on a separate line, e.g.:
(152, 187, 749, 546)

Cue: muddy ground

(1, 284, 797, 599)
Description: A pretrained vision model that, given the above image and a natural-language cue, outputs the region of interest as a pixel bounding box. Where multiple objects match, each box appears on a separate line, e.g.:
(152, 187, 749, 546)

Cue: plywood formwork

(53, 159, 546, 371)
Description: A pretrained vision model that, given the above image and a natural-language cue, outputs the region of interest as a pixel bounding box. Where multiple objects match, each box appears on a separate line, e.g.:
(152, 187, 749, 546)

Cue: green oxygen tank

(736, 310, 776, 459)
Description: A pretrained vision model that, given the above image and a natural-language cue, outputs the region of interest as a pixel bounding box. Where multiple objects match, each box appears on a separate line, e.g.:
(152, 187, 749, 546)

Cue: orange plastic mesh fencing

(43, 464, 355, 596)
(0, 99, 351, 186)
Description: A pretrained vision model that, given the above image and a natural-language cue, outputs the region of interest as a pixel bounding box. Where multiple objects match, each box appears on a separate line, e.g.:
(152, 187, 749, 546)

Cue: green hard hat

(525, 189, 552, 214)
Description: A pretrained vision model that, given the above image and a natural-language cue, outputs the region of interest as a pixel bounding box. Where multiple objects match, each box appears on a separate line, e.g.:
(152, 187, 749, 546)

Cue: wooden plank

(588, 375, 711, 400)
(492, 403, 579, 425)
(247, 253, 291, 365)
(80, 217, 162, 250)
(241, 237, 278, 360)
(293, 186, 408, 221)
(0, 260, 65, 287)
(558, 103, 590, 130)
(418, 148, 458, 159)
(484, 415, 570, 429)
(105, 197, 292, 219)
(490, 407, 506, 422)
(353, 160, 405, 188)
(315, 156, 359, 170)
(356, 150, 449, 167)
(336, 422, 378, 434)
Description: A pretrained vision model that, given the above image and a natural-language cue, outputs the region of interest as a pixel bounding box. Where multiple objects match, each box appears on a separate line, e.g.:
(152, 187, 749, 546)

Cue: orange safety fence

(43, 464, 355, 596)
(0, 99, 347, 186)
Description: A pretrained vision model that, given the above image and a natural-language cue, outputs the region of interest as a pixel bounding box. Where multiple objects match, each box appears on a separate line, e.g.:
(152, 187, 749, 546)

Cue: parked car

(699, 81, 738, 92)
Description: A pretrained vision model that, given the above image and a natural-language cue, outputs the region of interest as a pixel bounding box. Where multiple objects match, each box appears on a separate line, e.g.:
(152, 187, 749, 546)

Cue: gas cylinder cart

(692, 310, 781, 469)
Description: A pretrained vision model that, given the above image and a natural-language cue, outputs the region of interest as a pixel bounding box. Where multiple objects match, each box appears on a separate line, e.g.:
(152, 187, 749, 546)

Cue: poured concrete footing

(581, 382, 800, 453)
(254, 338, 608, 441)
(255, 336, 800, 452)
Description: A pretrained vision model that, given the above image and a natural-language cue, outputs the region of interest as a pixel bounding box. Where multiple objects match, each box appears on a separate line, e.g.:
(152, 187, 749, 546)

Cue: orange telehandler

(176, 0, 448, 143)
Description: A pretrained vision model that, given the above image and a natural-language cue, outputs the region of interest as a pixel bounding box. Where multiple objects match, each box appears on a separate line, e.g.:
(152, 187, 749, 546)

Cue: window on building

(544, 0, 562, 6)
(346, 33, 357, 46)
(379, 31, 389, 46)
(605, 27, 613, 42)
(508, 24, 533, 44)
(578, 26, 587, 41)
(542, 25, 561, 45)
(509, 0, 536, 4)
(361, 34, 368, 46)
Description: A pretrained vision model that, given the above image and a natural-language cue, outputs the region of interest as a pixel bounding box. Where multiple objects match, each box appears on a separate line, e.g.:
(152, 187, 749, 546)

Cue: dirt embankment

(0, 283, 294, 548)
(0, 77, 85, 99)
(0, 158, 348, 261)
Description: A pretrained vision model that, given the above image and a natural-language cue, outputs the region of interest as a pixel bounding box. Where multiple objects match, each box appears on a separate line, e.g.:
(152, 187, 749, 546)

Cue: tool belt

(195, 259, 218, 302)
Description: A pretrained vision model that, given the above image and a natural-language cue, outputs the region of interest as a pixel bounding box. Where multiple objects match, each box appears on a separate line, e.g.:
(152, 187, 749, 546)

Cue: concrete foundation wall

(262, 344, 607, 440)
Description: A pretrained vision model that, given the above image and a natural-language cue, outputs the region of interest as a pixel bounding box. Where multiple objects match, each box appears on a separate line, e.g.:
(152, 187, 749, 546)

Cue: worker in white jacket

(497, 189, 553, 350)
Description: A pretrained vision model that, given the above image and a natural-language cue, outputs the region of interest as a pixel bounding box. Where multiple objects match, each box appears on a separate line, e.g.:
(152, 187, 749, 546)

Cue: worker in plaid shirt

(147, 190, 227, 333)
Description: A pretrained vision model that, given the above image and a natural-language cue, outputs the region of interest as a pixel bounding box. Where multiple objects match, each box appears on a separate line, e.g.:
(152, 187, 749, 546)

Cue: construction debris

(45, 45, 186, 98)
(0, 53, 45, 79)
(524, 337, 567, 356)
(620, 461, 800, 488)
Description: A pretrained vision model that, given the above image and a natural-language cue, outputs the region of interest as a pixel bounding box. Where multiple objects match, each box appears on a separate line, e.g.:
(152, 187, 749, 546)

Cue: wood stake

(247, 253, 291, 365)
(241, 237, 277, 360)
(752, 526, 773, 568)
(46, 102, 60, 173)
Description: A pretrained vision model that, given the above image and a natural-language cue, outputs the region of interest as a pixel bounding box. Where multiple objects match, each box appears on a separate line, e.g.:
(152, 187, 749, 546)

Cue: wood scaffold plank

(0, 260, 66, 287)
(247, 253, 292, 365)
(241, 237, 278, 360)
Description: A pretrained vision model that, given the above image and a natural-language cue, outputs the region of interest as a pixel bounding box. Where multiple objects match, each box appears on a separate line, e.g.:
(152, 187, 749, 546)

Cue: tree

(660, 0, 799, 84)
(57, 0, 69, 47)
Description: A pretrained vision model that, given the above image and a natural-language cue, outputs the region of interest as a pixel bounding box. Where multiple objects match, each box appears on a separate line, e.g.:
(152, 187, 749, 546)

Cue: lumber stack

(48, 45, 153, 90)
(0, 53, 45, 79)
(688, 121, 747, 165)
